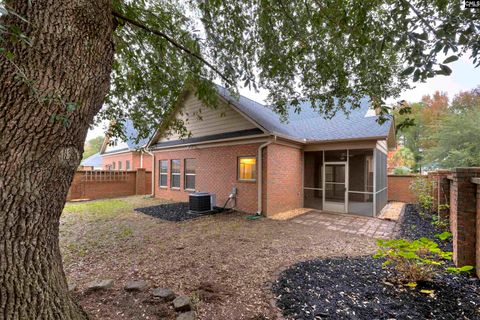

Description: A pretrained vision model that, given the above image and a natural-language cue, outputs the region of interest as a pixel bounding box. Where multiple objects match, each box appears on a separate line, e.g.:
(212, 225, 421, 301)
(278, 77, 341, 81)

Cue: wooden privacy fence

(67, 169, 152, 201)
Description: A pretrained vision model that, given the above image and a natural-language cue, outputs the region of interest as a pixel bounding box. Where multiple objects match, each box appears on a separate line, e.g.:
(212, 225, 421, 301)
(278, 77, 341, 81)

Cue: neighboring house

(100, 119, 153, 171)
(147, 87, 396, 217)
(79, 152, 103, 170)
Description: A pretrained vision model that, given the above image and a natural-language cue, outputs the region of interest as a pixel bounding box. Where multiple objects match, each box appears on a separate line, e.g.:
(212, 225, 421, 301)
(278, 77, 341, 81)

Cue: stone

(152, 287, 176, 301)
(68, 283, 77, 292)
(86, 279, 113, 291)
(176, 311, 196, 320)
(173, 295, 192, 312)
(124, 280, 148, 292)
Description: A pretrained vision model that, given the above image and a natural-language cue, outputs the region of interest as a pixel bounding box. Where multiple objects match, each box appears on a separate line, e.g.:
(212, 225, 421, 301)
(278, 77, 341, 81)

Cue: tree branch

(112, 10, 233, 85)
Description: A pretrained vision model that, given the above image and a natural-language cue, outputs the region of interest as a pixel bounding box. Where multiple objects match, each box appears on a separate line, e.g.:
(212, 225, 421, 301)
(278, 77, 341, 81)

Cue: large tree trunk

(0, 1, 114, 318)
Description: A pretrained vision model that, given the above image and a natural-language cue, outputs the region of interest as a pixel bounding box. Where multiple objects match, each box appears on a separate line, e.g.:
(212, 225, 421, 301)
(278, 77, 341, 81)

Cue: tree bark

(0, 1, 115, 319)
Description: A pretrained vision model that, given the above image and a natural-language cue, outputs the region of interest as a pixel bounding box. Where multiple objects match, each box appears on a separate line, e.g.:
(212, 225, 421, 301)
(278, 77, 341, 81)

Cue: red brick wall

(387, 175, 419, 203)
(67, 170, 152, 200)
(153, 144, 261, 213)
(263, 143, 302, 216)
(449, 168, 480, 266)
(102, 151, 153, 171)
(476, 181, 480, 277)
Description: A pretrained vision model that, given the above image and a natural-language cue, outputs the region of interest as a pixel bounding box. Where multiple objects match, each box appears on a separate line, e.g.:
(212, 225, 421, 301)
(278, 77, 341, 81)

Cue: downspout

(257, 137, 275, 215)
(143, 148, 155, 197)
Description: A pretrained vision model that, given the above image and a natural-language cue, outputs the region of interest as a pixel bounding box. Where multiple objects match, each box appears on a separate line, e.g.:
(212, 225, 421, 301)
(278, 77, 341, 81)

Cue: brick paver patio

(292, 211, 398, 239)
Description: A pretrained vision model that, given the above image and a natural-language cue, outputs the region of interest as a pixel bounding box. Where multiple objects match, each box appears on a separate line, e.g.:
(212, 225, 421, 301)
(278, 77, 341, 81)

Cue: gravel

(135, 202, 225, 222)
(273, 205, 480, 320)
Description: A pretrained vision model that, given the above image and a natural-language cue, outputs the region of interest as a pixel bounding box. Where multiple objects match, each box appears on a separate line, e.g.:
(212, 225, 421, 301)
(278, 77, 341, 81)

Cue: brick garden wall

(67, 169, 152, 201)
(387, 174, 419, 203)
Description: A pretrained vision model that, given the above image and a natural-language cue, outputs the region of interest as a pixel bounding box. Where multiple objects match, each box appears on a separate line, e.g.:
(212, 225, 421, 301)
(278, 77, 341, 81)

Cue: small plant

(375, 233, 473, 287)
(432, 204, 450, 230)
(409, 177, 434, 214)
(374, 237, 452, 284)
(446, 265, 475, 274)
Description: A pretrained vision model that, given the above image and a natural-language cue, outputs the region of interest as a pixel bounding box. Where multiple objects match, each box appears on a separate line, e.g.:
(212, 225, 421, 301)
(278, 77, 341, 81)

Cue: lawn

(61, 196, 377, 320)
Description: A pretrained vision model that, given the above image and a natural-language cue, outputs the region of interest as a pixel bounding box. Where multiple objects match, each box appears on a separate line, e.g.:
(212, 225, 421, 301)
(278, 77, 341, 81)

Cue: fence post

(450, 168, 480, 267)
(136, 168, 146, 195)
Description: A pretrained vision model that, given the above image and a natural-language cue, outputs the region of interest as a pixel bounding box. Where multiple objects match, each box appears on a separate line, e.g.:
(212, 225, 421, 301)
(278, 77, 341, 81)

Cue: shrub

(409, 177, 434, 213)
(393, 166, 411, 175)
(375, 234, 473, 286)
(374, 237, 452, 284)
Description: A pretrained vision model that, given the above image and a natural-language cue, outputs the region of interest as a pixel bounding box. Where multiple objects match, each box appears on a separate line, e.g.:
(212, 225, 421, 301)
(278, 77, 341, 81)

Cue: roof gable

(149, 85, 395, 147)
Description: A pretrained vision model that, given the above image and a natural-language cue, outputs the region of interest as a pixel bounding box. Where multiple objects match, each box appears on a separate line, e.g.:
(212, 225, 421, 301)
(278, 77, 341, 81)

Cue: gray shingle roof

(216, 86, 392, 142)
(123, 119, 151, 150)
(81, 152, 102, 167)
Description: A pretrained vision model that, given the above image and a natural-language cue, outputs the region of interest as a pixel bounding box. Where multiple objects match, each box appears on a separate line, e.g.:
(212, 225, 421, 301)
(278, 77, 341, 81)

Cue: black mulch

(135, 202, 225, 222)
(399, 204, 452, 251)
(272, 205, 480, 320)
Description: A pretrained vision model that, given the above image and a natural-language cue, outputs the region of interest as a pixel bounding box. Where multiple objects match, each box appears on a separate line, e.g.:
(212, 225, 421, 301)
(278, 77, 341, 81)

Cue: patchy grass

(60, 196, 378, 320)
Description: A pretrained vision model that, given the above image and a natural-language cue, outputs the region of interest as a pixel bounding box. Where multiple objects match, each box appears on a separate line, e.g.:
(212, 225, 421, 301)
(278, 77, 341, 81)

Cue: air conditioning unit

(189, 192, 216, 214)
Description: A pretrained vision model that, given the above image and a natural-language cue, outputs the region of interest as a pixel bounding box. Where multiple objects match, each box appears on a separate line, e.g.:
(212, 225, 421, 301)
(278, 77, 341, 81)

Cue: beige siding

(376, 140, 388, 154)
(160, 93, 257, 142)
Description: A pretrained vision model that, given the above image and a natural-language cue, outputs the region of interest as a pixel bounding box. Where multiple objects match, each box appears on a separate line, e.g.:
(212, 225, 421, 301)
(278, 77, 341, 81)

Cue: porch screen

(348, 149, 374, 216)
(303, 151, 323, 210)
(375, 149, 388, 215)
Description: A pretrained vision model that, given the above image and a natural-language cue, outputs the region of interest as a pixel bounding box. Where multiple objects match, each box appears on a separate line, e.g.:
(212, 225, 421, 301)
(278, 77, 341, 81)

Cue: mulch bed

(273, 204, 480, 320)
(399, 204, 452, 251)
(135, 202, 225, 222)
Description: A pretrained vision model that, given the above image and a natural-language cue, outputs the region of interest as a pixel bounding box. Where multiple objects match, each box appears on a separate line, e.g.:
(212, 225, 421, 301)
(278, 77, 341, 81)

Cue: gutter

(256, 137, 275, 215)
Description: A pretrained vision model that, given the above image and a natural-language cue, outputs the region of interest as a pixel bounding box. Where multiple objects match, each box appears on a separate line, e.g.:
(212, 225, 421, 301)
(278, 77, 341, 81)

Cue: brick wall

(67, 169, 152, 201)
(153, 144, 260, 213)
(387, 174, 419, 203)
(263, 143, 302, 216)
(449, 168, 480, 266)
(476, 180, 480, 277)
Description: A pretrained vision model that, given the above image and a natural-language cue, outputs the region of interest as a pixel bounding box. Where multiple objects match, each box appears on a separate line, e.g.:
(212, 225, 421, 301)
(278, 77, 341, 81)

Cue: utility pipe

(256, 137, 275, 215)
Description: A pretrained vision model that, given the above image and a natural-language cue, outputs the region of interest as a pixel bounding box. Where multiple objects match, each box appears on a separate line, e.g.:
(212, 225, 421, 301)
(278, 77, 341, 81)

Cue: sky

(86, 55, 479, 140)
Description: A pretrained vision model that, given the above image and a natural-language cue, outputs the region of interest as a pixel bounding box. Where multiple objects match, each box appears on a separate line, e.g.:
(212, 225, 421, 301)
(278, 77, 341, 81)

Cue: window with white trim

(171, 159, 181, 188)
(159, 160, 168, 187)
(126, 160, 131, 170)
(238, 157, 256, 181)
(118, 161, 122, 170)
(184, 158, 196, 190)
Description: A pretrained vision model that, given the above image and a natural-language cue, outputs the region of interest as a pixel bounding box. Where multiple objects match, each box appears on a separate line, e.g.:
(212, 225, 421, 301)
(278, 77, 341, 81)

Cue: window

(238, 157, 256, 181)
(171, 159, 181, 188)
(126, 160, 130, 170)
(118, 161, 122, 170)
(159, 160, 168, 187)
(112, 162, 116, 170)
(184, 158, 196, 190)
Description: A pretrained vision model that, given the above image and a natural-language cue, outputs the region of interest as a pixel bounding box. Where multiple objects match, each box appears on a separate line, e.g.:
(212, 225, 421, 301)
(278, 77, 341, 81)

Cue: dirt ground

(61, 196, 378, 320)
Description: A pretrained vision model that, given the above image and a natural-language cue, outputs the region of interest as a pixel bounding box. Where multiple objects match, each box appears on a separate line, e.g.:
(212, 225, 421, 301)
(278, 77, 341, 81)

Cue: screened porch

(303, 148, 387, 217)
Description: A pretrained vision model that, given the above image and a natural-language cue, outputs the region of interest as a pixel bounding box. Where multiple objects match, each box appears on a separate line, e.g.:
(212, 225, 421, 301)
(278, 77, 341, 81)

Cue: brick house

(99, 119, 153, 171)
(147, 87, 396, 217)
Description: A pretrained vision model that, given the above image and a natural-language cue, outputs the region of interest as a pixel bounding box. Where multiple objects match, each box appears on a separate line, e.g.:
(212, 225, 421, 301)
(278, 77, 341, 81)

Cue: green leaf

(443, 56, 459, 64)
(459, 265, 474, 272)
(435, 232, 452, 241)
(401, 66, 415, 76)
(437, 64, 452, 76)
(406, 282, 417, 287)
